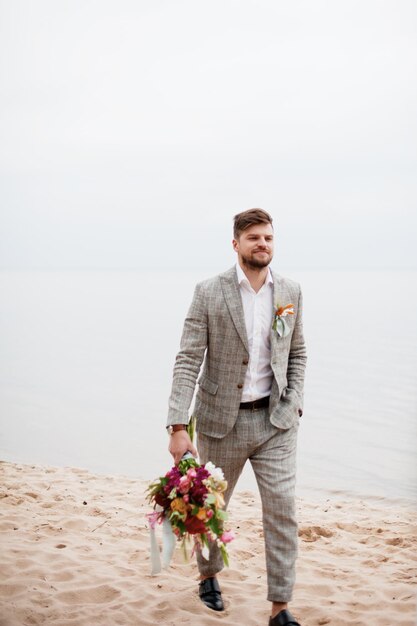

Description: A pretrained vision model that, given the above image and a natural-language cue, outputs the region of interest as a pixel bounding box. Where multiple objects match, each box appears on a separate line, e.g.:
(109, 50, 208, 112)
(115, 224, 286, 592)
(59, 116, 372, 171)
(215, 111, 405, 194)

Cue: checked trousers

(196, 406, 299, 603)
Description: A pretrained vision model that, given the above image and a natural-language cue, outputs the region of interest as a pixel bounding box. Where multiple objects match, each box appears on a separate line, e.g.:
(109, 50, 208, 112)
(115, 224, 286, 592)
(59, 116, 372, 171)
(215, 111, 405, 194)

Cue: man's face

(232, 223, 274, 270)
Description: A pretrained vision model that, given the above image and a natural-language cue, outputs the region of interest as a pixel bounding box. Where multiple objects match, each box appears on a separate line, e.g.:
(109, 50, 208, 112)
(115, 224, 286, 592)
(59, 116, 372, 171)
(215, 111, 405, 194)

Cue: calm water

(0, 269, 416, 502)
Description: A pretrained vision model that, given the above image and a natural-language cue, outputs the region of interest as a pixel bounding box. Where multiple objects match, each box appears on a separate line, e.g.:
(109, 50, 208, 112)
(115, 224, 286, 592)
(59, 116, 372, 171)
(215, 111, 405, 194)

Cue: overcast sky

(1, 0, 416, 270)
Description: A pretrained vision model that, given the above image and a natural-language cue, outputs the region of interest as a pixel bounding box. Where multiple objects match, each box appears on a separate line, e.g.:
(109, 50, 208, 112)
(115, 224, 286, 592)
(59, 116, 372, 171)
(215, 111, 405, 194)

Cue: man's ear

(232, 238, 238, 252)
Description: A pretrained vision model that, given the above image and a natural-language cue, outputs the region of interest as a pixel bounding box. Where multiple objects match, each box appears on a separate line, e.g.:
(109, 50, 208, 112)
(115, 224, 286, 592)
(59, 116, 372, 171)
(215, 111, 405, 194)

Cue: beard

(240, 250, 273, 270)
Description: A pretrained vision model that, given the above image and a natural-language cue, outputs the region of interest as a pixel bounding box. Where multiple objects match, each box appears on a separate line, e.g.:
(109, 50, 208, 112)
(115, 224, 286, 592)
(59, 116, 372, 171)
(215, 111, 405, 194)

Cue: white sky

(1, 0, 416, 270)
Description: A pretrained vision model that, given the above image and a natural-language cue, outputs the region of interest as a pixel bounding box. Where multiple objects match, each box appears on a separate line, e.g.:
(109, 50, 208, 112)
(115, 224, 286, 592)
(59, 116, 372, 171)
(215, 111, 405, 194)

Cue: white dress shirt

(236, 263, 274, 402)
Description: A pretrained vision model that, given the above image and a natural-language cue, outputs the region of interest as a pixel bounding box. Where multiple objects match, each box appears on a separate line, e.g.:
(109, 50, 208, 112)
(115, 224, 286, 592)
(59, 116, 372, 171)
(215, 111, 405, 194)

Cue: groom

(167, 208, 307, 626)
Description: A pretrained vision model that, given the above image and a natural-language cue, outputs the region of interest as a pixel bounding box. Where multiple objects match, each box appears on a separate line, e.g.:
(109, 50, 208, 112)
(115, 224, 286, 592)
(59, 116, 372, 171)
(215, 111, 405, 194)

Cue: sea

(0, 268, 416, 503)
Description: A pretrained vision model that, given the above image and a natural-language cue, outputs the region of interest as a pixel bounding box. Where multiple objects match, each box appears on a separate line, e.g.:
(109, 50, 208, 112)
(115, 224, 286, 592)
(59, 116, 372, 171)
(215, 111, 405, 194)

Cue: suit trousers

(196, 407, 299, 603)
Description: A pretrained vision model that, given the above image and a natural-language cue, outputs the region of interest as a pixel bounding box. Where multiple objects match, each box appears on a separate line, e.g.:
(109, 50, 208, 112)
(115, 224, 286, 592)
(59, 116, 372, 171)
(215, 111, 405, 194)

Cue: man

(166, 208, 307, 626)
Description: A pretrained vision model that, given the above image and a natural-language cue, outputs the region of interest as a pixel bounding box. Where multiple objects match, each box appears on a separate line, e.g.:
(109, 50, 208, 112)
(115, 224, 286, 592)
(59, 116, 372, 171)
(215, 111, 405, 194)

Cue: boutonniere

(272, 303, 294, 337)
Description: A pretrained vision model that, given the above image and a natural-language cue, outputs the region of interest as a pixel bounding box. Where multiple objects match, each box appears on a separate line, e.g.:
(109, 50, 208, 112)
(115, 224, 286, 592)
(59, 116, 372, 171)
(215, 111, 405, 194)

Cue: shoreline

(2, 456, 415, 509)
(1, 460, 416, 625)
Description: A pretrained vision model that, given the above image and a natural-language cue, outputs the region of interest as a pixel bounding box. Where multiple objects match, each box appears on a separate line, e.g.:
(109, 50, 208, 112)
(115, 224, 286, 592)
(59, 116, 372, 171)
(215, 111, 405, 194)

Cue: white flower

(204, 462, 224, 482)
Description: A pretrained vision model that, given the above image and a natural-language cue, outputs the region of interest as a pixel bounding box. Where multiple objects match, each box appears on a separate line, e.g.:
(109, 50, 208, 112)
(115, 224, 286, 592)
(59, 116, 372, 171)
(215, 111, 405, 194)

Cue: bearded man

(167, 208, 307, 626)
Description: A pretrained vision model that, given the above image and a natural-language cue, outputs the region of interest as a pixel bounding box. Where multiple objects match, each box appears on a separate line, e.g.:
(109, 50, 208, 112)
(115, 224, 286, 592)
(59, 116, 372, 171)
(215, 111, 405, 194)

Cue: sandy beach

(0, 461, 416, 626)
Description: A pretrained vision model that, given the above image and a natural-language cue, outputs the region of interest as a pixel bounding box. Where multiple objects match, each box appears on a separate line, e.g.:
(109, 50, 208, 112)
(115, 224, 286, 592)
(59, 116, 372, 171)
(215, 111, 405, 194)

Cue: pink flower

(183, 494, 190, 503)
(178, 475, 191, 494)
(164, 466, 182, 492)
(145, 511, 160, 529)
(206, 509, 214, 519)
(220, 530, 235, 544)
(187, 468, 197, 479)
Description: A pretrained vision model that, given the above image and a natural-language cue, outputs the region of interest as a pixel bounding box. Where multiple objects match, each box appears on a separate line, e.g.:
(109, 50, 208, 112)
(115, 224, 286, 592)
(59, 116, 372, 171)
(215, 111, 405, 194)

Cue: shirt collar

(235, 263, 273, 288)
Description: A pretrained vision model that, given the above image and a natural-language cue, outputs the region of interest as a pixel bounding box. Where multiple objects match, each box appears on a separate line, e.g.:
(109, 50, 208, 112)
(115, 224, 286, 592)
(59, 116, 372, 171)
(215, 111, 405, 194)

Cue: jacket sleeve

(286, 287, 307, 414)
(167, 283, 208, 426)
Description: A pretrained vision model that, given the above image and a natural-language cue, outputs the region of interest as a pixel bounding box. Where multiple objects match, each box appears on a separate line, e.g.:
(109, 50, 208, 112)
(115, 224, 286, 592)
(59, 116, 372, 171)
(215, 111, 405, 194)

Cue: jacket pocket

(198, 375, 219, 395)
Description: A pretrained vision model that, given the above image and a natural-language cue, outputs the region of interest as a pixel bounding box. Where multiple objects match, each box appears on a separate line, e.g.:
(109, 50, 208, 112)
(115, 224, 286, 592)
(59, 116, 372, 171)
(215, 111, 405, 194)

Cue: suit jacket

(167, 266, 307, 438)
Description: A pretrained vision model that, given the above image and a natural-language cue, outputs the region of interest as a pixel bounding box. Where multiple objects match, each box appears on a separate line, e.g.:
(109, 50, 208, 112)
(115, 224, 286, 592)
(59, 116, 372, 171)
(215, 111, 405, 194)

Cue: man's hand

(168, 430, 198, 465)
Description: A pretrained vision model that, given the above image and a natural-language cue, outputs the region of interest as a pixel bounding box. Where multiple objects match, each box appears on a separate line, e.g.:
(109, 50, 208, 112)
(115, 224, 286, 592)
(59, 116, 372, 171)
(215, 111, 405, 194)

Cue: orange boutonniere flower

(276, 304, 294, 317)
(273, 303, 294, 337)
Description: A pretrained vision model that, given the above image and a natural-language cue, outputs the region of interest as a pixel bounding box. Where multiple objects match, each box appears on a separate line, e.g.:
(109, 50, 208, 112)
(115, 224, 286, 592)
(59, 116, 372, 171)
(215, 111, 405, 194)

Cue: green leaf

(187, 415, 197, 443)
(169, 510, 187, 523)
(181, 537, 190, 562)
(216, 510, 228, 521)
(208, 517, 221, 535)
(178, 457, 199, 474)
(220, 544, 229, 567)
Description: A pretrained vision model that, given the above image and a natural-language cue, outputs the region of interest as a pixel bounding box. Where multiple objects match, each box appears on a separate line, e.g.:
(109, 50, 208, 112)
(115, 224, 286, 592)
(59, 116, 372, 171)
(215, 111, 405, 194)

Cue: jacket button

(237, 383, 243, 389)
(242, 359, 248, 365)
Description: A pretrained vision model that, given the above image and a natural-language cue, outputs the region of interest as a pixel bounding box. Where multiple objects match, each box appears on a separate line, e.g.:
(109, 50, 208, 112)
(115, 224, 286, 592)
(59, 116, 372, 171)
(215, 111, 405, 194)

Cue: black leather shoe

(269, 609, 301, 626)
(198, 577, 224, 611)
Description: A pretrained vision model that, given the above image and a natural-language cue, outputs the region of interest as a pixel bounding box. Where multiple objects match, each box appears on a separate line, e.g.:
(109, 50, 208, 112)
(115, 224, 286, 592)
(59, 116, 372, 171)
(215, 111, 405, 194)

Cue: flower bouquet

(146, 455, 234, 574)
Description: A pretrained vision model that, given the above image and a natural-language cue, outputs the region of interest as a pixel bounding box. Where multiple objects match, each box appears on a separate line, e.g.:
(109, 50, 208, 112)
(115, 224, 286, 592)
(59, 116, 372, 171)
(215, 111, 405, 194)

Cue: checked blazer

(167, 266, 307, 438)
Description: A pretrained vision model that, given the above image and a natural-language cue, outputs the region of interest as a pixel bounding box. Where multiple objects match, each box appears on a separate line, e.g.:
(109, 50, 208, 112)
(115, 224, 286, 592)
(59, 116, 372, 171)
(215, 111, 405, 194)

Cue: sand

(0, 461, 416, 626)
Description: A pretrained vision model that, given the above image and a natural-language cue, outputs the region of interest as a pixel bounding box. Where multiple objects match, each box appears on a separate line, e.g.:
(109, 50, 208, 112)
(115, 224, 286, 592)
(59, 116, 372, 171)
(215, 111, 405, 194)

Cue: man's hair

(233, 208, 273, 239)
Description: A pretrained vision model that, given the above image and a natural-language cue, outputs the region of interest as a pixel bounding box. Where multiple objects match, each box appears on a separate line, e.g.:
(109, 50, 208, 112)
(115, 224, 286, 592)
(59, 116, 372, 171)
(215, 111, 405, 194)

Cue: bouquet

(146, 455, 235, 572)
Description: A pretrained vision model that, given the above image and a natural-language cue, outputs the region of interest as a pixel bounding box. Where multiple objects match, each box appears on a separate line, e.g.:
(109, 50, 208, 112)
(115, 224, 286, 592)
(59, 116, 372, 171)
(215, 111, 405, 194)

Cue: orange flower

(170, 498, 188, 515)
(196, 508, 207, 521)
(276, 303, 294, 317)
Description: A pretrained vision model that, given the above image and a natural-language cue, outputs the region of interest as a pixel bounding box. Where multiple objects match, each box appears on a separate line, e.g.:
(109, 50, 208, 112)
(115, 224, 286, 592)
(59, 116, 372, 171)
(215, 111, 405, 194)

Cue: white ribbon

(275, 316, 291, 338)
(149, 522, 162, 576)
(148, 509, 177, 576)
(161, 517, 176, 568)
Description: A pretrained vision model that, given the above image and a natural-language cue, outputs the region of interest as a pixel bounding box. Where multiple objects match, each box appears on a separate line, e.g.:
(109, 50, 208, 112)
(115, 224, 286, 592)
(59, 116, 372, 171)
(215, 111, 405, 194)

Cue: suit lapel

(220, 267, 249, 353)
(271, 270, 292, 357)
(272, 271, 292, 311)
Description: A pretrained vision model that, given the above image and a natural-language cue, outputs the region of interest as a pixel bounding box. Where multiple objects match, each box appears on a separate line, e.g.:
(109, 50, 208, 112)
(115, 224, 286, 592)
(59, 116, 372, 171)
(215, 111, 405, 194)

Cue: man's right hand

(168, 430, 198, 465)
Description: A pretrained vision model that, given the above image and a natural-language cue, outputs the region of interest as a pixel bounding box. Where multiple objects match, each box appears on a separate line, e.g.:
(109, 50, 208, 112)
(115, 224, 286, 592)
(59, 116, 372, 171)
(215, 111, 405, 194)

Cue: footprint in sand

(50, 569, 74, 582)
(57, 584, 121, 604)
(24, 492, 39, 499)
(235, 549, 257, 560)
(298, 526, 334, 542)
(386, 537, 404, 547)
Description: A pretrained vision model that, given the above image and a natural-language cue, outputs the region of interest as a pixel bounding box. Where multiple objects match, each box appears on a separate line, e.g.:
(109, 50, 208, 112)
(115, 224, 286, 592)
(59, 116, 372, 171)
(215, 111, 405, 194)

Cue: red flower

(184, 516, 207, 535)
(154, 492, 170, 508)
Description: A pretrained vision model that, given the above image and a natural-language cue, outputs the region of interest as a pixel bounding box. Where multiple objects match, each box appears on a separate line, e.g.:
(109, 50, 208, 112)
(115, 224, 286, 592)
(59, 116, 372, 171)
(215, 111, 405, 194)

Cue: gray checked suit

(167, 265, 307, 602)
